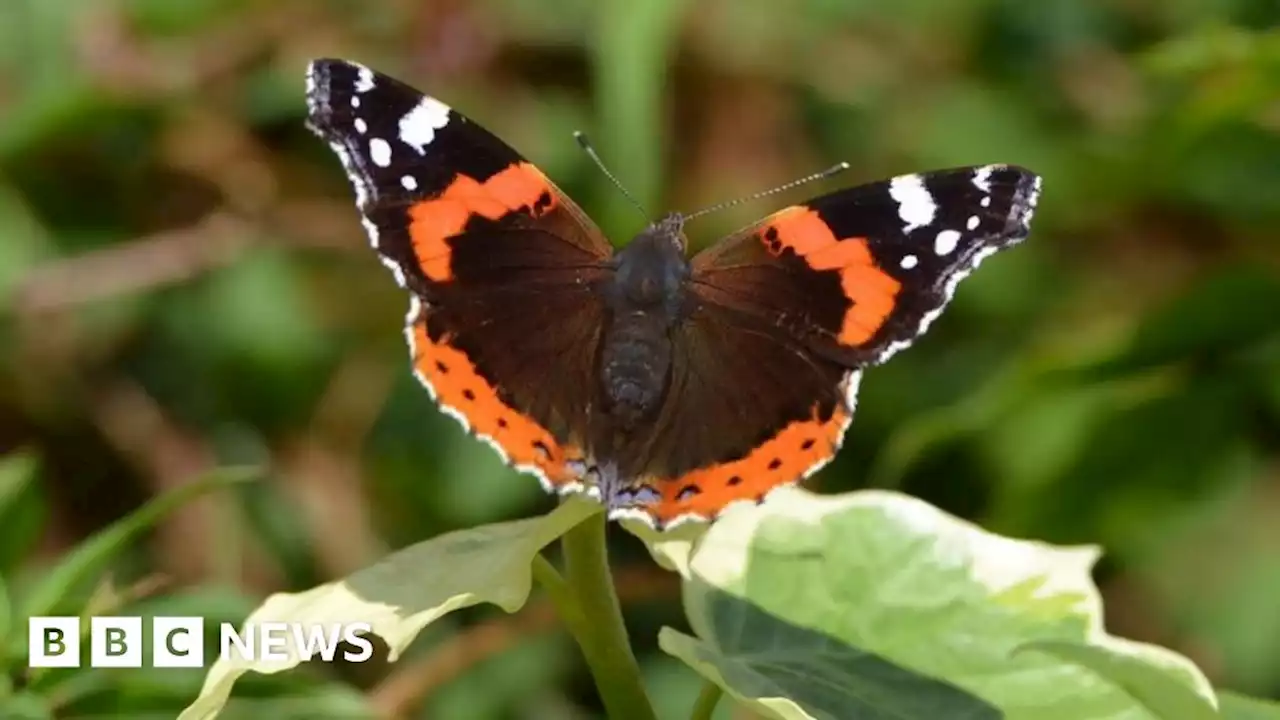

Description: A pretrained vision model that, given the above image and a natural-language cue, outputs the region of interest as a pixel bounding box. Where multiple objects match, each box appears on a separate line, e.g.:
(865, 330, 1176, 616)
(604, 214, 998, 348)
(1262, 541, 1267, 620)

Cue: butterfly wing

(306, 58, 614, 492)
(616, 165, 1041, 527)
(691, 165, 1042, 364)
(607, 301, 861, 529)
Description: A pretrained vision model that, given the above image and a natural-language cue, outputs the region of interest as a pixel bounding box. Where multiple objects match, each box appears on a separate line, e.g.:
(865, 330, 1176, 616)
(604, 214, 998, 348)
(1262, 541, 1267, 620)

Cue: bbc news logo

(28, 617, 374, 668)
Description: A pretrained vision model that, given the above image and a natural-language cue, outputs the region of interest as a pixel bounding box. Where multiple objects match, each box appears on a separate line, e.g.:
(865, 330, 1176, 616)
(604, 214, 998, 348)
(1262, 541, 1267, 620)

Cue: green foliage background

(0, 0, 1277, 717)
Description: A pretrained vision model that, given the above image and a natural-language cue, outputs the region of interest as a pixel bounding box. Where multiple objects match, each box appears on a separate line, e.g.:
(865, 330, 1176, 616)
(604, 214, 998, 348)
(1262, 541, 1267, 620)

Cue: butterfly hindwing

(608, 299, 860, 528)
(306, 58, 615, 492)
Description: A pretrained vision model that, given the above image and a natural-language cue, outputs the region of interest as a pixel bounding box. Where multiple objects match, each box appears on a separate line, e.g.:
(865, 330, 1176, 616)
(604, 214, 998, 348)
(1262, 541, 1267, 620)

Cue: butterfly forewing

(306, 58, 615, 493)
(691, 164, 1041, 366)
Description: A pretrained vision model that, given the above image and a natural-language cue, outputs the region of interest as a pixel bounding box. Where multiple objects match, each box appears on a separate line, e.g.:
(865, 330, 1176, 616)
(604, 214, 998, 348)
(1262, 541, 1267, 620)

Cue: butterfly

(304, 58, 1042, 529)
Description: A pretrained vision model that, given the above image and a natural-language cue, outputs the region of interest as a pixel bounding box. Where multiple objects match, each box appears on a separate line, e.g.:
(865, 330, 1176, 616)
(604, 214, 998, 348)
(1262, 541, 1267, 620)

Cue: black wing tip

(1006, 166, 1043, 225)
(303, 58, 370, 138)
(995, 164, 1042, 197)
(959, 164, 1041, 238)
(304, 59, 337, 128)
(306, 57, 368, 80)
(999, 168, 1043, 241)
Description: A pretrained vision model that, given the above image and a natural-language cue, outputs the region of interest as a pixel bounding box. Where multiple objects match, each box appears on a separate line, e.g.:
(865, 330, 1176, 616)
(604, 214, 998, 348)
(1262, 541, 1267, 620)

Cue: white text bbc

(28, 616, 374, 668)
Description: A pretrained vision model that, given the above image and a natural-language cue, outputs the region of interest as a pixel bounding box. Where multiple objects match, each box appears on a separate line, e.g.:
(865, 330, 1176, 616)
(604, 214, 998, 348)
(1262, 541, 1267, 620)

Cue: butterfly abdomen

(599, 312, 672, 430)
(597, 219, 692, 431)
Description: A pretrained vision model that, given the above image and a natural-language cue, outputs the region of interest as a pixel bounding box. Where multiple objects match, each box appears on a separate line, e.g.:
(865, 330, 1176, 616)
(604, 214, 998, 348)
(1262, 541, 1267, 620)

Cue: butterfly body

(599, 214, 691, 433)
(305, 58, 1042, 529)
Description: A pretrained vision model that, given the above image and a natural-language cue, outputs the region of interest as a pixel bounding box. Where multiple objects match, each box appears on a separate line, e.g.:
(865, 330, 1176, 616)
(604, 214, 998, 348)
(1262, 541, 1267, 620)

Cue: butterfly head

(612, 212, 691, 309)
(649, 212, 689, 253)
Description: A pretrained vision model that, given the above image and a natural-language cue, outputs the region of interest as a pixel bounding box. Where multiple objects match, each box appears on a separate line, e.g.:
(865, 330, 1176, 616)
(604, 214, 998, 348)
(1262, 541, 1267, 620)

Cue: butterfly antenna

(684, 162, 851, 222)
(574, 131, 651, 222)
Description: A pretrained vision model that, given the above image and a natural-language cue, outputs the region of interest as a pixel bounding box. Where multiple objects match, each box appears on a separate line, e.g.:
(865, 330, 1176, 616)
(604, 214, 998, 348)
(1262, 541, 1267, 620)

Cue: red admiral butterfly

(305, 58, 1042, 529)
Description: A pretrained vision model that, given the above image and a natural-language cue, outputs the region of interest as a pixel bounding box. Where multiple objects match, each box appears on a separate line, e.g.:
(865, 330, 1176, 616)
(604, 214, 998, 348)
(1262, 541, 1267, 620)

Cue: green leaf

(0, 691, 54, 720)
(0, 450, 46, 575)
(0, 573, 9, 672)
(661, 487, 1219, 720)
(18, 467, 257, 622)
(0, 183, 54, 309)
(0, 452, 39, 517)
(619, 516, 706, 576)
(1019, 639, 1217, 719)
(660, 604, 1001, 720)
(1219, 691, 1280, 720)
(177, 496, 600, 720)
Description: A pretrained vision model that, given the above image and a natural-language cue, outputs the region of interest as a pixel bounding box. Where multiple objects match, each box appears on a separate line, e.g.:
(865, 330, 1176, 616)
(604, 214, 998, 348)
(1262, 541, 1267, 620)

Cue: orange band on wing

(410, 320, 582, 488)
(765, 206, 902, 345)
(646, 401, 850, 526)
(408, 162, 557, 282)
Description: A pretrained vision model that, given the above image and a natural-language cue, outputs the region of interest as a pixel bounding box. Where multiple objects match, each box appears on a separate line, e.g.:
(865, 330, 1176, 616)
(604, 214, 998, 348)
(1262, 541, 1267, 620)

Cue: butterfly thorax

(598, 214, 691, 432)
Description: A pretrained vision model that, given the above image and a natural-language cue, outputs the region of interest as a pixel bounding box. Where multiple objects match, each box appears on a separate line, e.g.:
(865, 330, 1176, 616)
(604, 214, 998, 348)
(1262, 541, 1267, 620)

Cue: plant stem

(0, 573, 10, 664)
(530, 554, 590, 637)
(558, 511, 657, 720)
(689, 680, 723, 720)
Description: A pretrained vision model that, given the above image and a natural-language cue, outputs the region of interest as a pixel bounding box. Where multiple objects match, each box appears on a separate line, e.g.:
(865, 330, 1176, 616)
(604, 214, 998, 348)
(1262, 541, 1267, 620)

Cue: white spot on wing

(935, 229, 961, 255)
(369, 138, 392, 167)
(399, 97, 452, 154)
(873, 243, 1003, 365)
(401, 175, 418, 191)
(967, 215, 980, 230)
(355, 66, 375, 93)
(353, 118, 367, 134)
(900, 254, 918, 269)
(869, 169, 1046, 365)
(972, 165, 994, 193)
(888, 174, 937, 232)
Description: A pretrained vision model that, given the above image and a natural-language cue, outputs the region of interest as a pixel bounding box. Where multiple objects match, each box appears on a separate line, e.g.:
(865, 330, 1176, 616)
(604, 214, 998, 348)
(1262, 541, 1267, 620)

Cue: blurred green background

(1, 0, 1278, 717)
